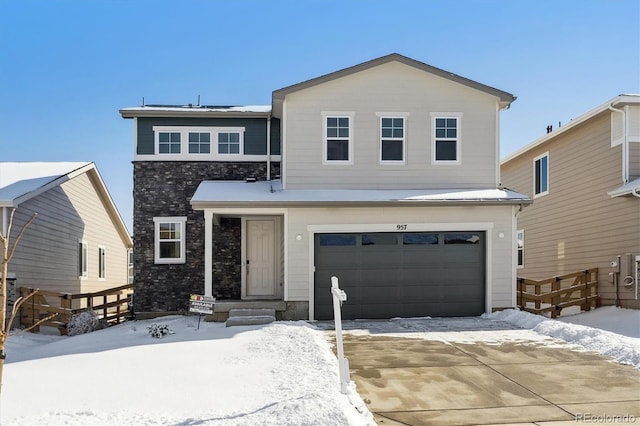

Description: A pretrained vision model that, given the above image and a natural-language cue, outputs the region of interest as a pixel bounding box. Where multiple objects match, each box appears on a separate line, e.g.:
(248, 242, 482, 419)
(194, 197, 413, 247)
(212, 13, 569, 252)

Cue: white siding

(283, 61, 501, 190)
(284, 205, 516, 313)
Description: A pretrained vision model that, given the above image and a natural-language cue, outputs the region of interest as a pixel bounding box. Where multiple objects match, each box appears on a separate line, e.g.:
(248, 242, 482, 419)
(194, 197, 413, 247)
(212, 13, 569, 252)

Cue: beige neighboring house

(501, 94, 640, 309)
(0, 162, 133, 304)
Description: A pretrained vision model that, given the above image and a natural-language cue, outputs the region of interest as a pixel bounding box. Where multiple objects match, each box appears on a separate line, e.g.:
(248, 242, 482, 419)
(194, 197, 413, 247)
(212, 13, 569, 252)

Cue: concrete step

(225, 308, 276, 327)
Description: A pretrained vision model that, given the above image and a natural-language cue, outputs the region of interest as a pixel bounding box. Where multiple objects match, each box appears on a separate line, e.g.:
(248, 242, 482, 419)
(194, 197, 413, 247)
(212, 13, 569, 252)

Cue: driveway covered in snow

(320, 315, 640, 425)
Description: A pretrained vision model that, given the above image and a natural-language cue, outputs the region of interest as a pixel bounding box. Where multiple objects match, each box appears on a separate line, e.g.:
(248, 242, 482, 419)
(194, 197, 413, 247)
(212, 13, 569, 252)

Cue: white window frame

(153, 217, 187, 264)
(187, 131, 212, 154)
(533, 152, 549, 198)
(517, 230, 524, 268)
(430, 112, 462, 165)
(152, 126, 245, 160)
(78, 239, 88, 279)
(378, 113, 409, 165)
(322, 112, 354, 165)
(98, 246, 106, 279)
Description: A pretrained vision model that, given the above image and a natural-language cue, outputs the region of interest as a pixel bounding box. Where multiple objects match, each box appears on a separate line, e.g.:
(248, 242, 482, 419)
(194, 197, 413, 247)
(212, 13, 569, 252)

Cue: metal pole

(331, 276, 349, 394)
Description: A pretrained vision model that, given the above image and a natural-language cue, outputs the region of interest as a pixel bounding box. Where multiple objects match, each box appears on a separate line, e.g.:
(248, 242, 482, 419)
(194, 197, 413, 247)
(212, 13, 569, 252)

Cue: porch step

(225, 308, 276, 327)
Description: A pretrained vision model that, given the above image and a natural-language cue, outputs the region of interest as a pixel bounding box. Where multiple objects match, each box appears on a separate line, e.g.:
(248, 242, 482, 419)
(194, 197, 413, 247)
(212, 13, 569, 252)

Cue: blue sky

(1, 0, 638, 234)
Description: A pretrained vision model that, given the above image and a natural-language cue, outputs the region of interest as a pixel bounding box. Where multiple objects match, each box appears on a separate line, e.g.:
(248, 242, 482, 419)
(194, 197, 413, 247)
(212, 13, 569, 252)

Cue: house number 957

(396, 224, 407, 230)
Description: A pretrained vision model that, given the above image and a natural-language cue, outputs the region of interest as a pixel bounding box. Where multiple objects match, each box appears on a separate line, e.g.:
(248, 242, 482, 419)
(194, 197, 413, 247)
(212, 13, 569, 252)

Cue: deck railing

(19, 284, 133, 334)
(517, 268, 598, 318)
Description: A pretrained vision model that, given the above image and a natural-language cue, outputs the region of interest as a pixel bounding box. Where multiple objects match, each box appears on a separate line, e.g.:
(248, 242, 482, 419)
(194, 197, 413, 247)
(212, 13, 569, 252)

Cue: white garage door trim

(307, 222, 494, 321)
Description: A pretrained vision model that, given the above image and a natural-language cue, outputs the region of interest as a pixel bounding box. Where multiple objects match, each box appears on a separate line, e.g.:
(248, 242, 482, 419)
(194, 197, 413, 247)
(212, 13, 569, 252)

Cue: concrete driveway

(322, 318, 640, 425)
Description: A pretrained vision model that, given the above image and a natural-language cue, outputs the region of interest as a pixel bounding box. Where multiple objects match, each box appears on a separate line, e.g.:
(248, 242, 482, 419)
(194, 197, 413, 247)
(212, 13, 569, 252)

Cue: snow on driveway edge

(484, 309, 640, 369)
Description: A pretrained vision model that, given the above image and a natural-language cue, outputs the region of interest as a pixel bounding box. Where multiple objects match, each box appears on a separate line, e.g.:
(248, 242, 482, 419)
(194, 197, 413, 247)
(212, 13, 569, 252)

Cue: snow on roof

(120, 104, 271, 117)
(608, 177, 640, 197)
(190, 180, 531, 208)
(0, 162, 92, 206)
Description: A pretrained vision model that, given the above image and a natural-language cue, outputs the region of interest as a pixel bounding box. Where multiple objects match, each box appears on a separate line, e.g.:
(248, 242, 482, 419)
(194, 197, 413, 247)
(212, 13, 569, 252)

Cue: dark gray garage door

(314, 232, 485, 320)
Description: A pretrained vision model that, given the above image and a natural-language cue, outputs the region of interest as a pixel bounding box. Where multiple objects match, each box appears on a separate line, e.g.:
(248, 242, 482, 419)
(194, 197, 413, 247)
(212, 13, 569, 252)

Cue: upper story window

(188, 132, 211, 154)
(379, 115, 407, 164)
(158, 132, 181, 154)
(218, 132, 241, 154)
(153, 217, 186, 264)
(153, 126, 245, 158)
(431, 113, 462, 165)
(322, 112, 354, 164)
(534, 152, 549, 197)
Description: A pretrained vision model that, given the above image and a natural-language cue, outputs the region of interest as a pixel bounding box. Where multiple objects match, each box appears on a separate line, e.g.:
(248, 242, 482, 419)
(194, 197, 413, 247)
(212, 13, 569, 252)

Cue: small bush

(67, 310, 100, 336)
(147, 323, 174, 338)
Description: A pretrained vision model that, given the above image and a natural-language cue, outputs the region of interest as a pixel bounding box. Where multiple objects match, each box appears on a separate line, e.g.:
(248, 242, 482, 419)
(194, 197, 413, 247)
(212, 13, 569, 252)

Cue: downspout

(266, 113, 272, 181)
(608, 104, 628, 184)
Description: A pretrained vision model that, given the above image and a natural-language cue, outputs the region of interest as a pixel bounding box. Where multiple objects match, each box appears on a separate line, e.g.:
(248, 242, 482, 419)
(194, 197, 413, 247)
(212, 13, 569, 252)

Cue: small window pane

(382, 128, 393, 138)
(381, 140, 403, 161)
(436, 129, 446, 138)
(188, 133, 198, 143)
(319, 235, 356, 246)
(327, 140, 349, 161)
(327, 117, 337, 127)
(436, 140, 457, 161)
(338, 128, 349, 138)
(229, 144, 240, 154)
(381, 118, 392, 127)
(159, 133, 169, 143)
(230, 133, 239, 143)
(338, 117, 349, 127)
(403, 233, 439, 245)
(435, 118, 445, 127)
(160, 241, 180, 258)
(362, 233, 397, 246)
(444, 233, 481, 244)
(392, 128, 403, 138)
(446, 118, 457, 127)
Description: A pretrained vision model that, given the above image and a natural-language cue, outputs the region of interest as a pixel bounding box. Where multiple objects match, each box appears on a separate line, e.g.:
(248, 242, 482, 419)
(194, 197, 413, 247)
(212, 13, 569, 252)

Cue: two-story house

(121, 53, 530, 321)
(501, 95, 640, 309)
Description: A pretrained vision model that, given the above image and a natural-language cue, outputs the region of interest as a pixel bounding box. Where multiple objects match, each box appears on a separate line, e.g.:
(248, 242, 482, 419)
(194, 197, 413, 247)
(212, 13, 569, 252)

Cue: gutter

(608, 103, 629, 184)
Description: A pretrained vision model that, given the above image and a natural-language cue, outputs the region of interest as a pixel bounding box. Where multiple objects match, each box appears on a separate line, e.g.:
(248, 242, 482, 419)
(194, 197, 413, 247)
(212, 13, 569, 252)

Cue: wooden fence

(517, 268, 598, 318)
(19, 284, 133, 334)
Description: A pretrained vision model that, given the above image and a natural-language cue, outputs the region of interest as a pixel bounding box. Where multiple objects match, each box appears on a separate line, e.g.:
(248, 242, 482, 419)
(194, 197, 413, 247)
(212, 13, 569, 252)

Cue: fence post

(331, 276, 349, 394)
(551, 277, 560, 318)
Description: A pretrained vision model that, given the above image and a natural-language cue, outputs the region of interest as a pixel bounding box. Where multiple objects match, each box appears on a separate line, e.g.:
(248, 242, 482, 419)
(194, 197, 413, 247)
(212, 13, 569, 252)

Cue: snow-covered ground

(1, 306, 638, 425)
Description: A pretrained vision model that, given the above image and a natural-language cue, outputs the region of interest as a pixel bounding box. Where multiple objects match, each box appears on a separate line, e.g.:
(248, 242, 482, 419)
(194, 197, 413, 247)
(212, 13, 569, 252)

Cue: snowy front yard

(1, 306, 638, 425)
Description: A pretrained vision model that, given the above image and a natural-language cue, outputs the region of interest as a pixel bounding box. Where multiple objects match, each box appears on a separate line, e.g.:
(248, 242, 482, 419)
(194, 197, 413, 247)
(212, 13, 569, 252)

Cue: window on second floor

(431, 113, 462, 165)
(323, 114, 353, 164)
(218, 132, 241, 154)
(188, 132, 211, 154)
(158, 132, 181, 154)
(534, 152, 549, 197)
(380, 116, 406, 164)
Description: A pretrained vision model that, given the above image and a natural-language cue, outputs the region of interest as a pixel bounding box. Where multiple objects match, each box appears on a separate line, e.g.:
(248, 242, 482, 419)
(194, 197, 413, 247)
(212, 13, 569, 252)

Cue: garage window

(444, 232, 481, 244)
(403, 233, 439, 245)
(318, 234, 356, 246)
(362, 233, 397, 245)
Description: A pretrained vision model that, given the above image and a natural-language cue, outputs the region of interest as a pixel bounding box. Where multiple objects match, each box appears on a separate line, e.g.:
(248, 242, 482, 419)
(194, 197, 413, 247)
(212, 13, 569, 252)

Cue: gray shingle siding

(136, 117, 281, 156)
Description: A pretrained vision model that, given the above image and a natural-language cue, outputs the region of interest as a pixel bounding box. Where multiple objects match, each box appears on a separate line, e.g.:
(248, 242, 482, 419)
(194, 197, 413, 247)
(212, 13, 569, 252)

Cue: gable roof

(501, 94, 640, 164)
(272, 53, 516, 109)
(0, 162, 132, 247)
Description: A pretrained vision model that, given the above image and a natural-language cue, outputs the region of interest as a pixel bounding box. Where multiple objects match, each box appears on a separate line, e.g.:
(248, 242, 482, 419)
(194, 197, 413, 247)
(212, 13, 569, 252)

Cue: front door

(245, 219, 276, 298)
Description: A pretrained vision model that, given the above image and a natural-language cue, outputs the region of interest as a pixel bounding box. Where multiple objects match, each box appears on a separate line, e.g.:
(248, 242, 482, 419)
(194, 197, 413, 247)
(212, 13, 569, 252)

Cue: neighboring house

(0, 162, 133, 305)
(501, 95, 640, 309)
(121, 53, 530, 320)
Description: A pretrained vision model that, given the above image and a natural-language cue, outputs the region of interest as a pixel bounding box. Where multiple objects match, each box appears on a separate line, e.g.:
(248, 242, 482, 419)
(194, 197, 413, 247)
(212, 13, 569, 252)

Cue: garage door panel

(314, 231, 485, 320)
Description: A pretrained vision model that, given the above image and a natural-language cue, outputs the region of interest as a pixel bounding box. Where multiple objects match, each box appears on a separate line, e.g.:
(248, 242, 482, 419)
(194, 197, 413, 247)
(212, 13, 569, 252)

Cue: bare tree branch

(9, 312, 59, 337)
(8, 213, 37, 262)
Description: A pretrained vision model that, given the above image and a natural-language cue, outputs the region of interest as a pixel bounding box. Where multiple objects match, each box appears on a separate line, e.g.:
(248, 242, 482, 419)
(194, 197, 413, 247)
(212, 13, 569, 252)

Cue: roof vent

(245, 177, 257, 183)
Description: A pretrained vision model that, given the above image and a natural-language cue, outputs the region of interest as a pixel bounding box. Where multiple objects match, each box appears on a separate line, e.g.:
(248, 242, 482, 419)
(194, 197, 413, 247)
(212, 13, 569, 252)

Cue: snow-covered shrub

(147, 323, 174, 338)
(67, 309, 100, 336)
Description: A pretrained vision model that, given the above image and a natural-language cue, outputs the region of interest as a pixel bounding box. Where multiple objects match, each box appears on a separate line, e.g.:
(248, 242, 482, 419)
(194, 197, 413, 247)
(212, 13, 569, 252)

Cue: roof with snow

(120, 104, 271, 118)
(0, 162, 93, 206)
(0, 162, 132, 246)
(190, 180, 531, 209)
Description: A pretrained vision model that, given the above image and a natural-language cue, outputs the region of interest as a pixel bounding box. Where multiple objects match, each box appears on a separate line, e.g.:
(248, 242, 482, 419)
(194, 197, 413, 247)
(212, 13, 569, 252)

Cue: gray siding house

(0, 162, 133, 302)
(121, 53, 530, 320)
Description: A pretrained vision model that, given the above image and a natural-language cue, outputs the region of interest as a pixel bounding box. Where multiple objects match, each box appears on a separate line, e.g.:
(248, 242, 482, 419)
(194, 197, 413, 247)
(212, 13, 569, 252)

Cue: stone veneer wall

(133, 161, 280, 314)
